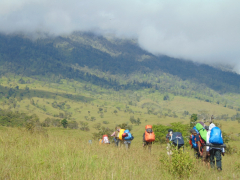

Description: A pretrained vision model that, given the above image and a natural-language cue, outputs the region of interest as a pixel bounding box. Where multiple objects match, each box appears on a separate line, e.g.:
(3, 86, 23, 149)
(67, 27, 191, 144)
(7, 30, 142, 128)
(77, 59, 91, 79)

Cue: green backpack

(195, 123, 207, 142)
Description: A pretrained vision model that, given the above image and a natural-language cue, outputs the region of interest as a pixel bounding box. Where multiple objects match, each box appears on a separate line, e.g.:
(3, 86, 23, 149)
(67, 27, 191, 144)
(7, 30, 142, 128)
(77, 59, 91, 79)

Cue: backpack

(191, 135, 198, 149)
(171, 132, 184, 147)
(209, 127, 224, 145)
(189, 135, 192, 146)
(193, 126, 199, 134)
(195, 123, 207, 142)
(118, 129, 125, 141)
(145, 125, 155, 142)
(102, 135, 109, 144)
(124, 129, 134, 140)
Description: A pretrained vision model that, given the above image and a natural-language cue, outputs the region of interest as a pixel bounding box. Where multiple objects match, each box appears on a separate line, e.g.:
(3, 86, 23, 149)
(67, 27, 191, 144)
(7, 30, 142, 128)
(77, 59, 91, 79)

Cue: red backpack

(102, 135, 110, 144)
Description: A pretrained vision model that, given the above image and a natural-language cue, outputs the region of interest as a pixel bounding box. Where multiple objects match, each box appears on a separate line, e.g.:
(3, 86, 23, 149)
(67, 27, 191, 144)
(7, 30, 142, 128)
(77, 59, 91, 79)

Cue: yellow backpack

(118, 129, 125, 140)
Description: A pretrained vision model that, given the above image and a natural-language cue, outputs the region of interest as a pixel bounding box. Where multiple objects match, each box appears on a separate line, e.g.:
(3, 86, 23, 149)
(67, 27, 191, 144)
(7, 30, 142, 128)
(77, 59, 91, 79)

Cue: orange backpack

(145, 125, 155, 142)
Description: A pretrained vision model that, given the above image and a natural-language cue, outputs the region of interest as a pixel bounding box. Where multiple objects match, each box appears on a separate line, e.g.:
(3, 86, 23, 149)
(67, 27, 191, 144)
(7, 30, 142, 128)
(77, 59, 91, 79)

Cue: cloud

(0, 0, 240, 70)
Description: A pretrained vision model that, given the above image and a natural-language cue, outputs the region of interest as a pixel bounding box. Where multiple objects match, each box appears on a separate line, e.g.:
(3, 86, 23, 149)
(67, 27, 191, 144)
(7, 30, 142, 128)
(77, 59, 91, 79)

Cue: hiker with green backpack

(206, 123, 225, 171)
(195, 122, 210, 168)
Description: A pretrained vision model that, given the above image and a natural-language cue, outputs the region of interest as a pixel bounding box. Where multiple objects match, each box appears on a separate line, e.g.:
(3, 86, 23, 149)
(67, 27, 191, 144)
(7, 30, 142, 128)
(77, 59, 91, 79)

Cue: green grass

(0, 128, 239, 179)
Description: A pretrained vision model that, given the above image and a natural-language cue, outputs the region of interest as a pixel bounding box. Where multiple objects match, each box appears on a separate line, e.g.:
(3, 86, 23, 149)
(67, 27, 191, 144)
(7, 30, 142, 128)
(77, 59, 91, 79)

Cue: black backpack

(171, 132, 184, 147)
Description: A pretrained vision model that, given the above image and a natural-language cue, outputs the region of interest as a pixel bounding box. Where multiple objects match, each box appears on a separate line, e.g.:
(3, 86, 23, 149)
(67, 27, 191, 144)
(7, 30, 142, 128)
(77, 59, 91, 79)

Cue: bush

(61, 119, 68, 128)
(153, 122, 190, 145)
(92, 127, 113, 140)
(68, 121, 79, 129)
(160, 149, 195, 178)
(103, 121, 109, 124)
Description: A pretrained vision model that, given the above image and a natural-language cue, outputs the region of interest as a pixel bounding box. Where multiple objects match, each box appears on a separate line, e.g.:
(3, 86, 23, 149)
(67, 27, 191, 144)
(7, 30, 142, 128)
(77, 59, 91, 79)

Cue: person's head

(116, 126, 121, 131)
(190, 129, 195, 134)
(192, 129, 197, 136)
(168, 129, 173, 135)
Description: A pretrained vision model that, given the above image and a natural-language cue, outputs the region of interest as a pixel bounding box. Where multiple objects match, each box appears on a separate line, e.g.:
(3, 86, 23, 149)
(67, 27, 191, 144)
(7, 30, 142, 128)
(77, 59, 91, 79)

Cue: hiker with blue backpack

(189, 129, 201, 158)
(123, 129, 134, 149)
(206, 123, 225, 171)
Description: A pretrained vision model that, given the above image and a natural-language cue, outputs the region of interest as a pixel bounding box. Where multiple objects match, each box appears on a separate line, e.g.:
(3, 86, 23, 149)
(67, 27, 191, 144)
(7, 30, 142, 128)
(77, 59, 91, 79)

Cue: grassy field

(0, 74, 240, 179)
(0, 127, 239, 180)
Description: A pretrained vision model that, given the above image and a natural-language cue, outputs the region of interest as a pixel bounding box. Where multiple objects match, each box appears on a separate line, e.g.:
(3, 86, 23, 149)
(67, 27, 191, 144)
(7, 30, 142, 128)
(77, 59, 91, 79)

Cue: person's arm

(222, 148, 225, 156)
(198, 141, 202, 156)
(143, 133, 145, 147)
(111, 131, 115, 137)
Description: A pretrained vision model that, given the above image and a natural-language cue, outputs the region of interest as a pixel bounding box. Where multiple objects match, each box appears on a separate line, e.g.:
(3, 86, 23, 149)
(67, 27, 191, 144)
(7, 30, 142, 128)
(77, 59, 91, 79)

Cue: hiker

(206, 123, 225, 171)
(123, 129, 134, 149)
(111, 126, 121, 147)
(190, 129, 201, 158)
(166, 129, 173, 155)
(143, 125, 155, 153)
(118, 128, 125, 147)
(166, 129, 184, 154)
(195, 122, 210, 168)
(102, 134, 110, 144)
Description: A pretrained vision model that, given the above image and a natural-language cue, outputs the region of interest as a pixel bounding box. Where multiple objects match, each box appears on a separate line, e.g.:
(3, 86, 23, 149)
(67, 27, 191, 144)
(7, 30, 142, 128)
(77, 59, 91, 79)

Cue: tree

(93, 123, 101, 130)
(79, 121, 90, 131)
(136, 118, 141, 125)
(61, 119, 68, 128)
(68, 121, 79, 129)
(190, 114, 198, 128)
(163, 94, 170, 101)
(114, 110, 118, 115)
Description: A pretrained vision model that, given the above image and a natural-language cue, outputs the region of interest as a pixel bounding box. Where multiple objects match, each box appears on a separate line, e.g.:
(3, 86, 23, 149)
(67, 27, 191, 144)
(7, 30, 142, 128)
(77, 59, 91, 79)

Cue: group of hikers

(189, 121, 225, 171)
(99, 119, 225, 172)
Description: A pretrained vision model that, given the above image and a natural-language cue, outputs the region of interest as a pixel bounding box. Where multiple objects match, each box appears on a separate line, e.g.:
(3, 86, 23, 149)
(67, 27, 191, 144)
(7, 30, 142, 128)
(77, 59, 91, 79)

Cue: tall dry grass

(0, 127, 239, 180)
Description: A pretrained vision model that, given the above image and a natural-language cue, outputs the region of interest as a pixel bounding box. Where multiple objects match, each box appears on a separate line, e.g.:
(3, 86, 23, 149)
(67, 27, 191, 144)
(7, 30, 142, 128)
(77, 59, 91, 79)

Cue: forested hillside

(0, 32, 240, 126)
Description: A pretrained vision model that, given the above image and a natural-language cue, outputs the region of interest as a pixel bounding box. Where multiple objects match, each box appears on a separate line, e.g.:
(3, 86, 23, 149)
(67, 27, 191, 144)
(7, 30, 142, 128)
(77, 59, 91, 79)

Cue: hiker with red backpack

(102, 134, 110, 144)
(206, 123, 225, 171)
(143, 125, 155, 153)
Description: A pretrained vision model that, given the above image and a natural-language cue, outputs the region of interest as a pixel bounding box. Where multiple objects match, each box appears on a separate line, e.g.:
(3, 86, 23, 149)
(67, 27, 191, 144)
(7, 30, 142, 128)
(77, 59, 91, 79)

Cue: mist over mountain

(1, 0, 240, 71)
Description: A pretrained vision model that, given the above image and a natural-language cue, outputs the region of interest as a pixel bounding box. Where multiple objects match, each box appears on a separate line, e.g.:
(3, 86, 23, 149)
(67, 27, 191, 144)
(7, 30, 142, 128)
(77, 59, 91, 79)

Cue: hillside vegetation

(0, 32, 240, 179)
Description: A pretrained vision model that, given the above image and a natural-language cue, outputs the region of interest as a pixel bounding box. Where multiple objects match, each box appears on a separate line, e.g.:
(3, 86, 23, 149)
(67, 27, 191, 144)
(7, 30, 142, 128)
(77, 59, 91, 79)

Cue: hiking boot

(217, 168, 222, 172)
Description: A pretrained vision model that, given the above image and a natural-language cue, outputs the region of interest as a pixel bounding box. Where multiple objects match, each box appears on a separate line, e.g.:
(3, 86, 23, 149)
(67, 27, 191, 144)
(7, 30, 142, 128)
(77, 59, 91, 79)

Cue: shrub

(160, 149, 194, 178)
(61, 119, 68, 128)
(68, 121, 79, 129)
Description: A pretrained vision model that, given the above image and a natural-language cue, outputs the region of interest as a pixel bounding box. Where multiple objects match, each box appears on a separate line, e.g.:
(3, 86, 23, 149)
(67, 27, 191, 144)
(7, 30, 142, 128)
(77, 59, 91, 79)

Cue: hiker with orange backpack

(143, 125, 155, 153)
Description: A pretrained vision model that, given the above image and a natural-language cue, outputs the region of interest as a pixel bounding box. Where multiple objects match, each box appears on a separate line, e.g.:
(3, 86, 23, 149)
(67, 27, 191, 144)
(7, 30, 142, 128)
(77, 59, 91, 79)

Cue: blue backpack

(191, 135, 198, 149)
(209, 127, 223, 145)
(193, 126, 199, 134)
(124, 130, 134, 140)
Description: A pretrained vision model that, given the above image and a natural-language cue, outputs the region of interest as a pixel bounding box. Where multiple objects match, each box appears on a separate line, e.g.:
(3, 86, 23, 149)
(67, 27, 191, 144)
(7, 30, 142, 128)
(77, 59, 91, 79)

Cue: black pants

(210, 149, 222, 170)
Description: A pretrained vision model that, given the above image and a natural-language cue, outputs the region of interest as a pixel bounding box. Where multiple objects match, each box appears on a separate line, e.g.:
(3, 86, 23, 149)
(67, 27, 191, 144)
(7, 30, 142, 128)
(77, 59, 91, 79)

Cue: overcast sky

(0, 0, 240, 71)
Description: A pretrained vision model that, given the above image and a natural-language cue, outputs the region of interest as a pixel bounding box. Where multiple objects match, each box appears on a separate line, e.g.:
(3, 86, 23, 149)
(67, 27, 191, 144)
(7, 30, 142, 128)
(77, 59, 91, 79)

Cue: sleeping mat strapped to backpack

(118, 129, 125, 140)
(195, 123, 207, 142)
